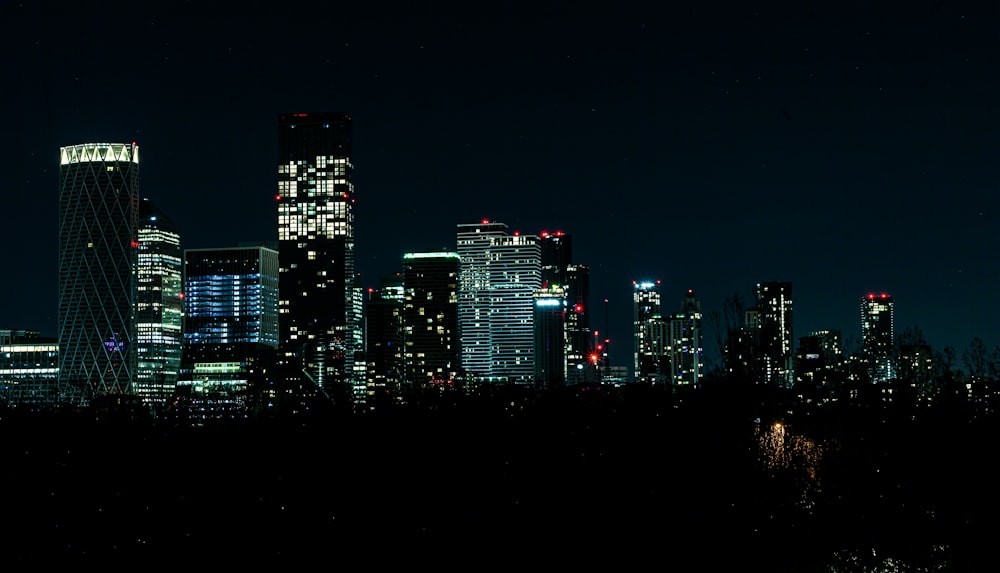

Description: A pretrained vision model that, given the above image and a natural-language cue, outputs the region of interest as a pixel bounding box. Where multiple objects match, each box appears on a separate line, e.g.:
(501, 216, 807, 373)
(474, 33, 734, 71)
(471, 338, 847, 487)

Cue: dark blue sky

(3, 1, 998, 371)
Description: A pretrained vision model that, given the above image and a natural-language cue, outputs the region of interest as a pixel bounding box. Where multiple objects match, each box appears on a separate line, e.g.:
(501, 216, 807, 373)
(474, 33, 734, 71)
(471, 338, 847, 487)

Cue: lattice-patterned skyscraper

(58, 142, 140, 406)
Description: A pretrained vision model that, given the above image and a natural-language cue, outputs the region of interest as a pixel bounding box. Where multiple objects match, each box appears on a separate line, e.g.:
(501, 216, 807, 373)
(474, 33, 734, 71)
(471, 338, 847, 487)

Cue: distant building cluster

(1, 113, 989, 419)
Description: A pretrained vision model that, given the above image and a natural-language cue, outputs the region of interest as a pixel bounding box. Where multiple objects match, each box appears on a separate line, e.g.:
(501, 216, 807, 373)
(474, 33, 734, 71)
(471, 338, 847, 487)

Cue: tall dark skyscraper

(540, 231, 572, 288)
(861, 292, 895, 383)
(135, 198, 183, 411)
(58, 143, 140, 406)
(277, 112, 362, 406)
(539, 231, 591, 385)
(364, 275, 404, 407)
(403, 252, 461, 390)
(754, 281, 794, 387)
(633, 280, 663, 382)
(533, 285, 567, 388)
(665, 289, 704, 387)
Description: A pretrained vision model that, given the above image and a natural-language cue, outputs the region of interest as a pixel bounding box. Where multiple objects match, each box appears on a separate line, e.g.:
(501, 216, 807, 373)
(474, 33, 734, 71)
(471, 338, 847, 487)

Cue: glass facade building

(533, 285, 568, 388)
(277, 112, 361, 406)
(0, 330, 58, 409)
(457, 221, 541, 385)
(58, 142, 140, 406)
(182, 246, 280, 350)
(457, 221, 510, 380)
(178, 246, 279, 418)
(134, 198, 183, 410)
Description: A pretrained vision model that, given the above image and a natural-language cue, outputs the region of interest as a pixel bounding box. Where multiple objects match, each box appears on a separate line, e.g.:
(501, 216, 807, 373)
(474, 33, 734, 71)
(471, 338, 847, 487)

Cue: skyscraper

(539, 231, 591, 385)
(861, 292, 895, 383)
(457, 221, 541, 385)
(533, 285, 568, 388)
(666, 289, 704, 387)
(540, 230, 572, 288)
(457, 220, 511, 380)
(754, 281, 794, 387)
(58, 142, 140, 406)
(633, 280, 663, 382)
(563, 263, 592, 385)
(403, 252, 461, 390)
(364, 275, 404, 407)
(134, 198, 183, 411)
(277, 112, 361, 406)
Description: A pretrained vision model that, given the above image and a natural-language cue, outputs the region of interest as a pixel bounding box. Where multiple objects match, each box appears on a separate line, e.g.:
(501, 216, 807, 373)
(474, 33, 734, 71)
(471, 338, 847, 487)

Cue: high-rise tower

(563, 263, 591, 385)
(403, 252, 461, 390)
(754, 281, 794, 387)
(457, 220, 510, 381)
(666, 289, 704, 386)
(365, 274, 405, 407)
(58, 142, 140, 406)
(533, 285, 568, 388)
(633, 280, 663, 382)
(861, 292, 895, 383)
(134, 198, 183, 411)
(457, 221, 541, 385)
(277, 112, 361, 406)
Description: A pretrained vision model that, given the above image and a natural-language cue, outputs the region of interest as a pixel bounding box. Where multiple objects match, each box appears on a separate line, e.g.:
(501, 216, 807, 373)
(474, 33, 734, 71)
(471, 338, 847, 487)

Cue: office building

(58, 142, 140, 406)
(540, 230, 572, 288)
(861, 292, 895, 383)
(533, 285, 568, 388)
(0, 330, 58, 409)
(456, 221, 541, 384)
(179, 246, 279, 419)
(539, 231, 591, 385)
(403, 252, 460, 389)
(754, 281, 794, 387)
(794, 329, 844, 389)
(457, 220, 509, 379)
(134, 199, 183, 411)
(365, 276, 405, 407)
(666, 289, 704, 386)
(277, 112, 362, 406)
(633, 280, 663, 382)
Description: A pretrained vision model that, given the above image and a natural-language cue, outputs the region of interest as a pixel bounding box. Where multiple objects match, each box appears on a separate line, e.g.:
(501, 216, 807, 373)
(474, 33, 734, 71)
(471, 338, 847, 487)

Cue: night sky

(3, 1, 998, 373)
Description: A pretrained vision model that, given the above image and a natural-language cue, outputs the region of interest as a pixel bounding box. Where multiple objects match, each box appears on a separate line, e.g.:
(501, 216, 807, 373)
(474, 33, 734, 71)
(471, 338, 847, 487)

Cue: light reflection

(756, 420, 824, 501)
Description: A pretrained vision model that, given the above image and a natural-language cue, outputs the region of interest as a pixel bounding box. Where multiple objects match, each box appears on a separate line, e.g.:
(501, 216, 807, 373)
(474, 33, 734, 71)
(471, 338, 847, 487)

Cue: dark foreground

(1, 386, 997, 570)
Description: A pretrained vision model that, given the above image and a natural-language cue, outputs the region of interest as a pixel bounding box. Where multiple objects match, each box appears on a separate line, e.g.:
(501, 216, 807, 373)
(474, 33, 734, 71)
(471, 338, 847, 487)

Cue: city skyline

(3, 1, 998, 369)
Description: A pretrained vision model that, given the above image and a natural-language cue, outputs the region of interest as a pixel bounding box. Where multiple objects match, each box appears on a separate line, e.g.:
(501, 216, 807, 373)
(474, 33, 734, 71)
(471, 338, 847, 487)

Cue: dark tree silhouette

(963, 336, 989, 380)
